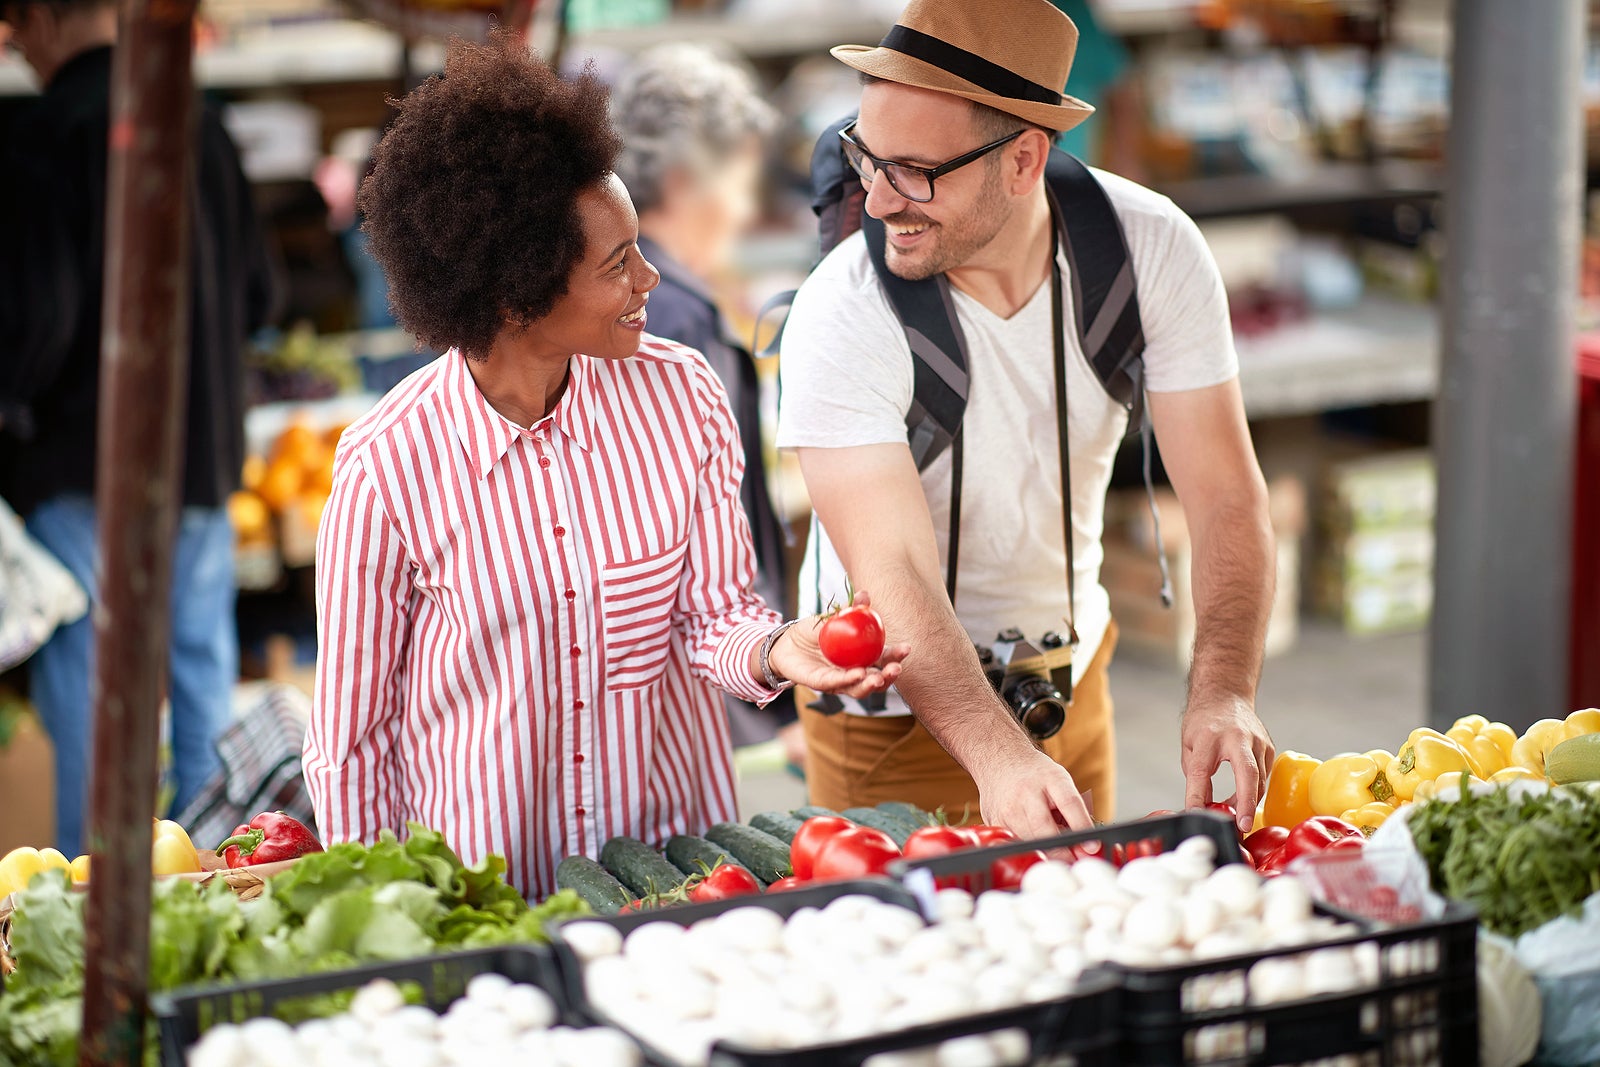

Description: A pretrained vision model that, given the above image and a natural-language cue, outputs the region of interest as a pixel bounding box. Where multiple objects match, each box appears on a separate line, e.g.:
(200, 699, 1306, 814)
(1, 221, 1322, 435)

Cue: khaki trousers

(798, 621, 1119, 823)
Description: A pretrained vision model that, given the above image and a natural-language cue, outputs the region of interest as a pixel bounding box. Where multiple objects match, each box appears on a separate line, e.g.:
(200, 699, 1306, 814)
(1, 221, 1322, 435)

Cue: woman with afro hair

(304, 34, 907, 897)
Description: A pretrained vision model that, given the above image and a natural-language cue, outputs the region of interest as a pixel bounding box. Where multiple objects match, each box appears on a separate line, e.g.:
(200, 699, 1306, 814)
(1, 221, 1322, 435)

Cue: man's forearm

(862, 557, 1035, 769)
(1186, 498, 1275, 707)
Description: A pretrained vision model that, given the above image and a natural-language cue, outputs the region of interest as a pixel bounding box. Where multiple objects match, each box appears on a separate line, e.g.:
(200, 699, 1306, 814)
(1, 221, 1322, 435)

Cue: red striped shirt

(305, 339, 782, 898)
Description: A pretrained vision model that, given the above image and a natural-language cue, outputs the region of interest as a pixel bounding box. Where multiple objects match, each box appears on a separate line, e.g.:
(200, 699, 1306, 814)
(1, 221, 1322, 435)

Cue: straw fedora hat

(832, 0, 1094, 133)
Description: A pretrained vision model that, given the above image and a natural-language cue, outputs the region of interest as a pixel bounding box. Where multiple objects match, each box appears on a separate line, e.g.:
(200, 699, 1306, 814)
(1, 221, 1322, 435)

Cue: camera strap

(944, 197, 1078, 702)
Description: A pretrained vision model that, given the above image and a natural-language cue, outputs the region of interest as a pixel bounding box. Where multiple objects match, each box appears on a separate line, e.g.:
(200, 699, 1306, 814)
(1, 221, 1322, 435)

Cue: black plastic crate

(151, 944, 561, 1067)
(890, 813, 1479, 1067)
(1107, 901, 1478, 1067)
(550, 878, 1120, 1067)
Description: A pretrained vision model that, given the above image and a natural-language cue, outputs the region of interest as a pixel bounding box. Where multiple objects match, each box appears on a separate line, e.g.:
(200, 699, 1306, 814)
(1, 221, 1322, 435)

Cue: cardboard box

(1314, 569, 1433, 635)
(1104, 477, 1306, 668)
(0, 706, 54, 857)
(1312, 449, 1436, 634)
(1319, 449, 1436, 533)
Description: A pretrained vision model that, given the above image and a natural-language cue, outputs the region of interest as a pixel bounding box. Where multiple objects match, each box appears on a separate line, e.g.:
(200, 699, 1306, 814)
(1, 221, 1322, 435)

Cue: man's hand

(765, 591, 912, 701)
(975, 746, 1094, 838)
(1182, 695, 1274, 834)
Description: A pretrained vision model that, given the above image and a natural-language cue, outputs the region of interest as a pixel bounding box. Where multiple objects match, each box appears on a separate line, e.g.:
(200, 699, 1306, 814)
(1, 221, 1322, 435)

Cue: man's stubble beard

(882, 164, 1012, 282)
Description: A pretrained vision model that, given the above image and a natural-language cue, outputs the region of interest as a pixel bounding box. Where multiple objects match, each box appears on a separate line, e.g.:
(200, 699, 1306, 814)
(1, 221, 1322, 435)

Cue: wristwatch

(759, 619, 800, 692)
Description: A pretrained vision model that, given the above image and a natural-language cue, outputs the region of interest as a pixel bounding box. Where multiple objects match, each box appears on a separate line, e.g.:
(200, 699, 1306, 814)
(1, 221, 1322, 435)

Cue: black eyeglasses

(838, 119, 1024, 204)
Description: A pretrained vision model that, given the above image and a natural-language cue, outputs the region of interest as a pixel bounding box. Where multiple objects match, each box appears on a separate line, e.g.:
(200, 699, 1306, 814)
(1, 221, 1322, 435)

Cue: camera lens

(1004, 675, 1067, 740)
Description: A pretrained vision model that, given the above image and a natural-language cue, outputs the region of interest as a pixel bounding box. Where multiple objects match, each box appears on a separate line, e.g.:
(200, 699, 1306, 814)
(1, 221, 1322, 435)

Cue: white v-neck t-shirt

(775, 168, 1237, 716)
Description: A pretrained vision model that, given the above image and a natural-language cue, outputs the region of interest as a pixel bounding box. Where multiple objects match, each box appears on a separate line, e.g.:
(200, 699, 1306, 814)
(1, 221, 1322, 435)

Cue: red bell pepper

(1256, 815, 1362, 873)
(1242, 825, 1289, 868)
(217, 811, 323, 868)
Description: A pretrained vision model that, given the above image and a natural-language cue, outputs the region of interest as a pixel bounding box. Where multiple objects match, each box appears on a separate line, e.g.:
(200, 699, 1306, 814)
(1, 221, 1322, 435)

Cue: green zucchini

(555, 855, 634, 914)
(876, 801, 934, 827)
(842, 806, 918, 847)
(704, 823, 791, 884)
(748, 811, 805, 844)
(791, 805, 839, 821)
(599, 836, 686, 898)
(664, 834, 752, 878)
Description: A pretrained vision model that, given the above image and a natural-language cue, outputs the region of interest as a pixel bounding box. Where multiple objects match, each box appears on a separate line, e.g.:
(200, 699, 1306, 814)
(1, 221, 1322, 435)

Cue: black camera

(976, 628, 1075, 741)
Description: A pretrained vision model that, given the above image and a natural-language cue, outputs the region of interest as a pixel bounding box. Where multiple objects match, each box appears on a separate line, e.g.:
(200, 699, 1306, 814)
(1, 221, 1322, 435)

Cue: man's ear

(1006, 127, 1054, 196)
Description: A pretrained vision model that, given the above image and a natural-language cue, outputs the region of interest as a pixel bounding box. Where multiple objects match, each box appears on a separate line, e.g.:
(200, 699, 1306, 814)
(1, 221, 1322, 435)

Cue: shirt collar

(442, 349, 596, 481)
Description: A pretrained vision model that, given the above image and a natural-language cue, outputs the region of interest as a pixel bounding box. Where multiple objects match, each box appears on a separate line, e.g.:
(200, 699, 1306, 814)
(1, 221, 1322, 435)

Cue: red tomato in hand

(970, 826, 1017, 846)
(790, 816, 853, 881)
(989, 849, 1046, 890)
(902, 825, 979, 860)
(766, 876, 804, 893)
(688, 864, 762, 903)
(812, 825, 901, 881)
(818, 605, 886, 669)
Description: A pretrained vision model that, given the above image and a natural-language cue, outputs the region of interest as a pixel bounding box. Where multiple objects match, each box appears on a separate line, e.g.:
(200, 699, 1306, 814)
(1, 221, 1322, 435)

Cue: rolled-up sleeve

(673, 363, 784, 704)
(304, 454, 413, 842)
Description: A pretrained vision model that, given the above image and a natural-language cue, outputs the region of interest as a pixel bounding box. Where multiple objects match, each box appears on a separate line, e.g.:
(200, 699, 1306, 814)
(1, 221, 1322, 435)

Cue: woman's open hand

(766, 591, 910, 700)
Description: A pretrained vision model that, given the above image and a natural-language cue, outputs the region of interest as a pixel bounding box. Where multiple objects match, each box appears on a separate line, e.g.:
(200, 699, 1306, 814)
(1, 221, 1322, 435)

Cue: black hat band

(880, 25, 1063, 107)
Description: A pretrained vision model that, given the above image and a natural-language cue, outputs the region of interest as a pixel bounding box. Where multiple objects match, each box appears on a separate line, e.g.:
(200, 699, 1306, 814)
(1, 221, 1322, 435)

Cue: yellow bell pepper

(37, 848, 70, 874)
(151, 819, 201, 876)
(1447, 717, 1516, 777)
(1364, 748, 1396, 769)
(1386, 728, 1482, 802)
(70, 854, 91, 884)
(1563, 708, 1600, 742)
(1488, 766, 1543, 785)
(1309, 753, 1396, 816)
(1413, 768, 1482, 803)
(1340, 802, 1395, 836)
(1262, 751, 1320, 828)
(0, 847, 48, 899)
(1511, 718, 1568, 774)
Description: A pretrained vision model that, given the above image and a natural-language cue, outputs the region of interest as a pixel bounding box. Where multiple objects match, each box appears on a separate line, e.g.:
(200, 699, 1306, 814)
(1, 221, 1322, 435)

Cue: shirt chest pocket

(600, 538, 690, 690)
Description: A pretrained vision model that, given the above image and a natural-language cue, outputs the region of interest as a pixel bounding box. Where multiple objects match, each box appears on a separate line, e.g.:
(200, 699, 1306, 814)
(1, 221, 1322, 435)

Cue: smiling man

(776, 0, 1276, 837)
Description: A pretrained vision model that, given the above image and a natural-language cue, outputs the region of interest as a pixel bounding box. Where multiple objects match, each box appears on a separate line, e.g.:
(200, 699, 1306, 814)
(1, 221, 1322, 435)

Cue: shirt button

(574, 699, 586, 710)
(575, 806, 587, 817)
(574, 752, 586, 763)
(564, 589, 576, 601)
(539, 456, 551, 469)
(554, 525, 566, 538)
(570, 645, 581, 657)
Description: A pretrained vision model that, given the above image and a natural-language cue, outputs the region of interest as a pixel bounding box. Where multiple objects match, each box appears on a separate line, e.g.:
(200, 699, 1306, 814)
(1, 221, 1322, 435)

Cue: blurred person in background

(0, 0, 278, 854)
(610, 46, 803, 764)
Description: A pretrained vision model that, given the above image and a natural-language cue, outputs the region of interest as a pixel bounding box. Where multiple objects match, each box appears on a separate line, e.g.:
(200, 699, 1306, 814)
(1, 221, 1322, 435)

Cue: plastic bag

(1514, 891, 1600, 1066)
(1376, 794, 1597, 1066)
(0, 497, 86, 671)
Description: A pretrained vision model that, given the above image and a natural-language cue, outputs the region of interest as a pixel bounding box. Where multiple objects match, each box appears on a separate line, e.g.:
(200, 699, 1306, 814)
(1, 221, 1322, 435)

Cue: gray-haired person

(612, 45, 799, 759)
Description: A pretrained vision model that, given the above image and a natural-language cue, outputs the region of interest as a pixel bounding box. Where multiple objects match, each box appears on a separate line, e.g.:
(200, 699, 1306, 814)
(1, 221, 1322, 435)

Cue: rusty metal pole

(78, 1, 200, 1063)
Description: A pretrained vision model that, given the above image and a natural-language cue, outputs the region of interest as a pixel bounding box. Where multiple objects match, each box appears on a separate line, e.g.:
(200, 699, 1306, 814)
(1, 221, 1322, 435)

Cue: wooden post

(78, 0, 200, 1062)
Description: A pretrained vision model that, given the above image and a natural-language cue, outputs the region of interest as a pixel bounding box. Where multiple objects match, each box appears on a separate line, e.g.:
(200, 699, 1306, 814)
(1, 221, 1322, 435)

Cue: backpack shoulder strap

(861, 215, 971, 471)
(1044, 150, 1146, 426)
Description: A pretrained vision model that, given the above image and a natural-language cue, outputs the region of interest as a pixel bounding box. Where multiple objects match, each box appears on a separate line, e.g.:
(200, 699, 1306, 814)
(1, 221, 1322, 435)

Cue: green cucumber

(876, 801, 934, 827)
(599, 836, 686, 898)
(665, 835, 752, 879)
(842, 806, 918, 847)
(704, 823, 792, 884)
(749, 811, 805, 844)
(1546, 733, 1600, 784)
(555, 855, 634, 914)
(791, 805, 839, 821)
